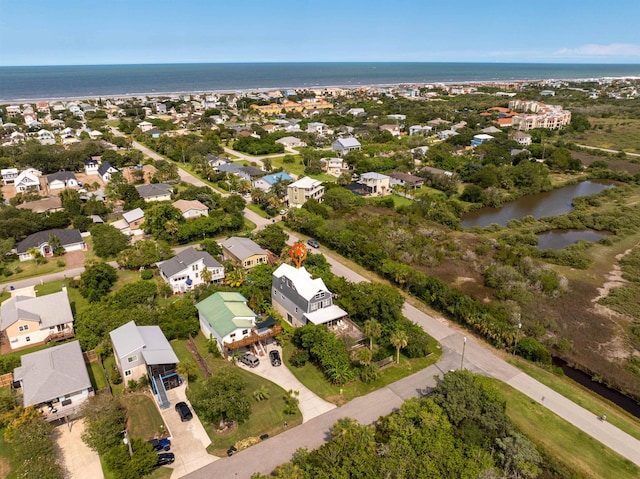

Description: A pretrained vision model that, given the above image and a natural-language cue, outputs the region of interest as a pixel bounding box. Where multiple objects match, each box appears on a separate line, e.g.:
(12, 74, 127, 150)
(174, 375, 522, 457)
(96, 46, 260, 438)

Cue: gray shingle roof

(220, 237, 267, 261)
(0, 290, 74, 330)
(16, 229, 83, 254)
(136, 183, 172, 199)
(110, 321, 178, 366)
(157, 247, 221, 278)
(47, 171, 77, 183)
(98, 161, 118, 176)
(13, 341, 91, 406)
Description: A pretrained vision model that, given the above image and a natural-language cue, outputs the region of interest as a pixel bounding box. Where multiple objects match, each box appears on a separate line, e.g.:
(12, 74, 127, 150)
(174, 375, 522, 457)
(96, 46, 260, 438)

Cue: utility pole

(513, 318, 522, 356)
(460, 336, 467, 370)
(122, 429, 133, 457)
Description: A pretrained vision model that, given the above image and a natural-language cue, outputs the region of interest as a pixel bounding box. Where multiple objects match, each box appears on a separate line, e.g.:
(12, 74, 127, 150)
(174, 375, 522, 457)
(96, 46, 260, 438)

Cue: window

(230, 333, 236, 339)
(18, 325, 29, 332)
(127, 355, 138, 363)
(124, 370, 132, 377)
(242, 329, 248, 335)
(314, 292, 325, 300)
(295, 307, 298, 313)
(25, 337, 31, 342)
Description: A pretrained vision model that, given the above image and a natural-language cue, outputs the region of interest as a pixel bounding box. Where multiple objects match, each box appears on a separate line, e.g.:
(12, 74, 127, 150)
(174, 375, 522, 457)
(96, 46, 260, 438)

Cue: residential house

(1, 288, 75, 350)
(438, 129, 458, 140)
(359, 172, 391, 196)
(98, 161, 119, 183)
(220, 237, 268, 271)
(12, 341, 93, 420)
(136, 183, 173, 202)
(275, 136, 306, 148)
(512, 131, 532, 146)
(157, 246, 224, 293)
(46, 171, 78, 190)
(214, 162, 242, 175)
(272, 264, 348, 328)
(37, 130, 55, 145)
(111, 208, 145, 237)
(408, 125, 433, 136)
(172, 199, 209, 219)
(379, 124, 401, 137)
(481, 126, 502, 134)
(388, 172, 424, 189)
(206, 155, 230, 168)
(427, 118, 451, 128)
(306, 122, 330, 135)
(196, 292, 263, 356)
(1, 167, 19, 185)
(138, 121, 153, 132)
(237, 166, 265, 182)
(16, 196, 63, 214)
(17, 229, 85, 261)
(471, 134, 494, 147)
(346, 108, 366, 117)
(320, 158, 350, 177)
(387, 114, 406, 123)
(88, 130, 103, 140)
(332, 137, 361, 156)
(287, 176, 324, 207)
(110, 321, 180, 407)
(251, 171, 293, 192)
(83, 157, 100, 175)
(14, 169, 42, 192)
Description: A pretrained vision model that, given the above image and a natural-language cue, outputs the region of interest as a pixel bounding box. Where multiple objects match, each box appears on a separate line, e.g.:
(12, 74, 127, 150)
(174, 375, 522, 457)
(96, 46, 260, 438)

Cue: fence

(0, 373, 13, 388)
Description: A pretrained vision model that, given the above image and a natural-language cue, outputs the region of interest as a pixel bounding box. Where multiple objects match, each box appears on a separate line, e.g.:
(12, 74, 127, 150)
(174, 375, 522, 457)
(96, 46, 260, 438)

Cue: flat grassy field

(0, 427, 15, 479)
(246, 202, 269, 218)
(1, 258, 65, 283)
(122, 394, 167, 441)
(567, 118, 640, 153)
(490, 378, 640, 479)
(510, 358, 640, 441)
(87, 361, 108, 391)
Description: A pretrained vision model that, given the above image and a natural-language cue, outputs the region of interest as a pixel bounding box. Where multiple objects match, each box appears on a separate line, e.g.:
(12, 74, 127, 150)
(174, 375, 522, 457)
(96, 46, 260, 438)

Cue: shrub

(141, 269, 154, 280)
(405, 330, 432, 358)
(516, 337, 552, 365)
(109, 367, 122, 385)
(127, 379, 138, 391)
(56, 259, 66, 267)
(360, 363, 380, 383)
(289, 349, 309, 368)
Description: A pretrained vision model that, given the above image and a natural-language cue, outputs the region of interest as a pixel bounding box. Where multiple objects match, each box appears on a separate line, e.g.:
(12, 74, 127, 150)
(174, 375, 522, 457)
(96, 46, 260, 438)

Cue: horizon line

(3, 60, 640, 68)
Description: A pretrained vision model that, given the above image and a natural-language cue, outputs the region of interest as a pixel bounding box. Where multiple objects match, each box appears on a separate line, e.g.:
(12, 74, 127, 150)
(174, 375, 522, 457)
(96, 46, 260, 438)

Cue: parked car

(155, 452, 175, 466)
(175, 401, 193, 422)
(269, 350, 281, 367)
(148, 438, 171, 452)
(307, 239, 320, 249)
(240, 353, 260, 368)
(279, 209, 287, 215)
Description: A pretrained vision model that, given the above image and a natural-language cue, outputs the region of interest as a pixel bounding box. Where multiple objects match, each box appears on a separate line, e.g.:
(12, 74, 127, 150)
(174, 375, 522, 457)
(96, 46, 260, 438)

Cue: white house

(47, 171, 78, 190)
(111, 207, 145, 237)
(138, 121, 153, 132)
(275, 136, 306, 148)
(84, 157, 101, 175)
(157, 246, 224, 293)
(172, 199, 209, 219)
(14, 169, 42, 193)
(409, 125, 433, 136)
(251, 172, 293, 192)
(98, 161, 119, 183)
(37, 129, 55, 145)
(287, 176, 324, 207)
(332, 137, 361, 156)
(1, 167, 19, 185)
(512, 131, 533, 146)
(359, 172, 391, 196)
(136, 183, 173, 202)
(320, 158, 350, 177)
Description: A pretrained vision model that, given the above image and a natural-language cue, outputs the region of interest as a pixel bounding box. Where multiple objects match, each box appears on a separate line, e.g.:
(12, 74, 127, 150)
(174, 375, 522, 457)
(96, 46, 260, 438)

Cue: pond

(461, 180, 616, 229)
(537, 229, 611, 251)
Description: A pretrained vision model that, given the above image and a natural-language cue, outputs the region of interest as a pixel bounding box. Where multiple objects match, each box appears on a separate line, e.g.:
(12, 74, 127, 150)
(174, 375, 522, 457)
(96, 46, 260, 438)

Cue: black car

(156, 452, 175, 467)
(307, 239, 320, 249)
(148, 438, 171, 451)
(269, 350, 281, 367)
(175, 401, 193, 422)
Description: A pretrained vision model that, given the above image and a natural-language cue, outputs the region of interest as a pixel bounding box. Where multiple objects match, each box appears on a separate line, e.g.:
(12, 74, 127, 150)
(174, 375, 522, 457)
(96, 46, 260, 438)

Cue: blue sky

(1, 0, 639, 66)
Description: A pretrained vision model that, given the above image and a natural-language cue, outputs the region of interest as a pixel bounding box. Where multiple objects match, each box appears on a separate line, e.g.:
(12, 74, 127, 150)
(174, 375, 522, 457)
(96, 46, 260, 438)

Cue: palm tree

(225, 267, 245, 287)
(200, 268, 212, 284)
(253, 386, 270, 402)
(362, 319, 382, 352)
(354, 347, 373, 366)
(177, 360, 198, 388)
(390, 329, 409, 364)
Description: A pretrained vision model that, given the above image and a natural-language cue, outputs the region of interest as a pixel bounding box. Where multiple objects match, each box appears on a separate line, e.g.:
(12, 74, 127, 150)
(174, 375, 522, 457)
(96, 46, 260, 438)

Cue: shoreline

(2, 74, 640, 104)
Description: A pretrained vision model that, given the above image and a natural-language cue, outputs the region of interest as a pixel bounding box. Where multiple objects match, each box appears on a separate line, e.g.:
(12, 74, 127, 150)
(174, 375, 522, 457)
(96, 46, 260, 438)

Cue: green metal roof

(196, 292, 256, 338)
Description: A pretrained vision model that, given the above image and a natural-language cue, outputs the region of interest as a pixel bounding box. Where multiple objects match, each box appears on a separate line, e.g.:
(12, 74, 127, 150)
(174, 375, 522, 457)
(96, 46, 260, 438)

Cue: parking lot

(237, 344, 336, 422)
(160, 384, 218, 477)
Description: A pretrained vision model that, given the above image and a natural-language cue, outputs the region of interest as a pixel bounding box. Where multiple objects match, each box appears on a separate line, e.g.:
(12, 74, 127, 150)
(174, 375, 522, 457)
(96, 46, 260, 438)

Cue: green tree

(254, 223, 288, 255)
(103, 438, 157, 479)
(143, 204, 184, 241)
(80, 395, 127, 455)
(362, 318, 382, 352)
(90, 224, 130, 258)
(200, 238, 222, 256)
(79, 262, 118, 302)
(189, 369, 251, 427)
(177, 360, 198, 387)
(116, 239, 172, 270)
(390, 329, 408, 364)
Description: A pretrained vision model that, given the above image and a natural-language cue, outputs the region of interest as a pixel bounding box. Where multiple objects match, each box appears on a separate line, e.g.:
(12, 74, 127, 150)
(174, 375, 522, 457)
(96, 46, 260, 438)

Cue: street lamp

(513, 320, 522, 356)
(460, 336, 467, 370)
(122, 429, 133, 457)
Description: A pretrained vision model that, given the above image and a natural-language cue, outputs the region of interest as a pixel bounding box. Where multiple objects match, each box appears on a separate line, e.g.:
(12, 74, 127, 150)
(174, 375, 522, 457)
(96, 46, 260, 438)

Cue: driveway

(160, 384, 218, 478)
(237, 344, 336, 422)
(54, 419, 104, 479)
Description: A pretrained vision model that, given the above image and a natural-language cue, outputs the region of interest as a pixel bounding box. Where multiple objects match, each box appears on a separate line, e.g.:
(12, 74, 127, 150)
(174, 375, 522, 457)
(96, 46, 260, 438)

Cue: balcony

(44, 329, 75, 344)
(223, 324, 282, 352)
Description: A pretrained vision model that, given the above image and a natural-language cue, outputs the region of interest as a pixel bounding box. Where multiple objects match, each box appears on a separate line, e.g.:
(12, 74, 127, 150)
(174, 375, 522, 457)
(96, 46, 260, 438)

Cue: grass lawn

(87, 361, 108, 391)
(103, 355, 125, 396)
(246, 202, 269, 218)
(187, 335, 302, 456)
(243, 217, 256, 232)
(1, 258, 65, 283)
(490, 378, 640, 479)
(170, 339, 205, 383)
(0, 427, 16, 479)
(269, 155, 305, 177)
(510, 358, 640, 441)
(0, 291, 9, 304)
(281, 339, 441, 404)
(567, 118, 640, 154)
(144, 467, 173, 479)
(122, 393, 167, 441)
(369, 194, 413, 208)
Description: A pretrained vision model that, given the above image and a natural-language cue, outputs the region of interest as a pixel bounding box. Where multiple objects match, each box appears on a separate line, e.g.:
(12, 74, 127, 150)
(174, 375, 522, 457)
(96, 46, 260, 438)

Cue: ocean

(1, 62, 640, 102)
